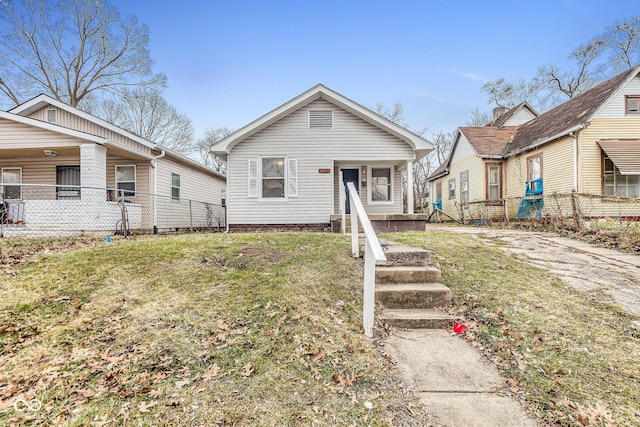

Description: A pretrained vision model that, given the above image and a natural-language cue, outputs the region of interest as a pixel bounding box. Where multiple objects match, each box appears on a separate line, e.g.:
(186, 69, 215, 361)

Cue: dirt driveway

(426, 225, 640, 319)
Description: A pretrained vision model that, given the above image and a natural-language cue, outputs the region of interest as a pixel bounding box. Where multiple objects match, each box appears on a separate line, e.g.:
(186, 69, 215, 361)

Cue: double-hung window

(370, 167, 392, 202)
(486, 163, 502, 202)
(56, 165, 81, 199)
(171, 173, 181, 200)
(115, 165, 136, 197)
(2, 168, 22, 200)
(248, 157, 298, 199)
(448, 179, 455, 199)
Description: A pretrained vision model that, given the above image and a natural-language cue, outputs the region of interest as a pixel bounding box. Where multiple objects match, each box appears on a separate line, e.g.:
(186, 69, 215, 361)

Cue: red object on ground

(453, 322, 468, 334)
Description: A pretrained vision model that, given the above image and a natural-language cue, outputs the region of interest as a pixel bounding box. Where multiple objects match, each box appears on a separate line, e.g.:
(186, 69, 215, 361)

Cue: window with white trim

(448, 178, 455, 199)
(370, 167, 392, 202)
(248, 157, 298, 199)
(115, 165, 136, 197)
(487, 163, 502, 201)
(171, 173, 180, 200)
(2, 168, 22, 200)
(56, 165, 81, 199)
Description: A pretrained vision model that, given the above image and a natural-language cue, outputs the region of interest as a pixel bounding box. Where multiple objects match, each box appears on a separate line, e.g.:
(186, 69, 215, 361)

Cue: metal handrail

(346, 182, 386, 337)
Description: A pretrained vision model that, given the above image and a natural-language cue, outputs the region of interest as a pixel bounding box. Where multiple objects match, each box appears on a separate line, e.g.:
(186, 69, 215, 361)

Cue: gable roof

(7, 94, 225, 179)
(459, 127, 517, 157)
(9, 94, 156, 150)
(504, 65, 640, 156)
(487, 101, 538, 128)
(211, 84, 434, 159)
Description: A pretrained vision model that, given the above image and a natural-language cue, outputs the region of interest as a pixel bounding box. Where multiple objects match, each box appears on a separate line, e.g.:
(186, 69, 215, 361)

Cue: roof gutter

(505, 124, 585, 159)
(103, 139, 156, 160)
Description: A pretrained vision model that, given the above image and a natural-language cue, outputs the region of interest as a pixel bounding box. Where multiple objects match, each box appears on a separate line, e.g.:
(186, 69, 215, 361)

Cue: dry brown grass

(387, 231, 640, 426)
(0, 233, 435, 426)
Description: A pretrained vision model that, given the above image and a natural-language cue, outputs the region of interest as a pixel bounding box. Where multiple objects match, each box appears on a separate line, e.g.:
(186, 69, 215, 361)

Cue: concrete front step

(382, 243, 432, 266)
(376, 283, 452, 309)
(376, 265, 442, 284)
(380, 309, 461, 329)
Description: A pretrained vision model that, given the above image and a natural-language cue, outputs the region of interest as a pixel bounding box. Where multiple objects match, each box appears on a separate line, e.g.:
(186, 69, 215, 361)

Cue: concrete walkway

(383, 225, 640, 426)
(384, 329, 537, 427)
(426, 225, 640, 318)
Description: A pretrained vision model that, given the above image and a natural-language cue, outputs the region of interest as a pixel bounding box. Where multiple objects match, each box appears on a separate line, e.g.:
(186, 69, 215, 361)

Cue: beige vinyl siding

(228, 99, 414, 224)
(0, 156, 82, 200)
(0, 117, 83, 150)
(27, 106, 153, 155)
(504, 108, 536, 126)
(504, 135, 575, 200)
(578, 118, 640, 194)
(434, 136, 483, 220)
(156, 157, 225, 205)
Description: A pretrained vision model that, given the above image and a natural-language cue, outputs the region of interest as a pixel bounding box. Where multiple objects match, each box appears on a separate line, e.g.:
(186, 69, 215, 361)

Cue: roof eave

(505, 123, 585, 158)
(211, 84, 434, 155)
(0, 111, 108, 144)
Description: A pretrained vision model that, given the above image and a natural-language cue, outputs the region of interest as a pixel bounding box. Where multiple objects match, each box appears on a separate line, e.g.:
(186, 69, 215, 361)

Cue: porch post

(80, 143, 107, 231)
(407, 161, 414, 214)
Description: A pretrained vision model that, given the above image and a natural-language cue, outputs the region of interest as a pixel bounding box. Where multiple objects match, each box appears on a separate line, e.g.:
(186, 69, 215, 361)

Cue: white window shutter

(248, 159, 258, 197)
(287, 159, 298, 197)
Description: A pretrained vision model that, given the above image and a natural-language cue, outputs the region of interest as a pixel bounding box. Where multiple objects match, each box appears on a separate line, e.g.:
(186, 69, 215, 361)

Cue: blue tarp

(517, 179, 544, 218)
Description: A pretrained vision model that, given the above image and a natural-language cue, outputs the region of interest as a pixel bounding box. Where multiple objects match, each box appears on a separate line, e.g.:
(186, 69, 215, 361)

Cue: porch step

(375, 283, 452, 309)
(375, 265, 442, 285)
(382, 243, 432, 266)
(379, 309, 461, 329)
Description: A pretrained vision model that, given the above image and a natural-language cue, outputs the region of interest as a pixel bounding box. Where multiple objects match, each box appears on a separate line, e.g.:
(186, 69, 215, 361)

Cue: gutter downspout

(571, 131, 579, 191)
(150, 149, 166, 234)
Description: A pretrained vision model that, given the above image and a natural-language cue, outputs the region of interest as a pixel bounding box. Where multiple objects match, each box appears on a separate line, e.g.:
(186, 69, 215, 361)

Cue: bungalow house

(211, 84, 433, 232)
(0, 94, 226, 235)
(429, 65, 640, 221)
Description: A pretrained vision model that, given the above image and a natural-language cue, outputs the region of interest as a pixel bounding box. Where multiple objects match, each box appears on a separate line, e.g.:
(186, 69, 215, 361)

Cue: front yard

(0, 234, 429, 426)
(2, 229, 639, 426)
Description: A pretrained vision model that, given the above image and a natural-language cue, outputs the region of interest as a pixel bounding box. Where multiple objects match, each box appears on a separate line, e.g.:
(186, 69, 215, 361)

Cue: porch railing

(345, 181, 387, 338)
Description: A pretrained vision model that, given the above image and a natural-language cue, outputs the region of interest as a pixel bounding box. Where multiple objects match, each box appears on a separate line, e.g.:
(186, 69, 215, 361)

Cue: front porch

(330, 213, 428, 233)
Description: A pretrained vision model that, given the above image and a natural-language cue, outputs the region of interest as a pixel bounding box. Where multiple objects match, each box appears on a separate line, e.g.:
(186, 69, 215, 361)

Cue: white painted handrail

(346, 182, 386, 337)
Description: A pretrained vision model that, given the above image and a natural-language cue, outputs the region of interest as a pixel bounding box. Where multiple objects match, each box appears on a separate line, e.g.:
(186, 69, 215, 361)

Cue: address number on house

(318, 168, 331, 174)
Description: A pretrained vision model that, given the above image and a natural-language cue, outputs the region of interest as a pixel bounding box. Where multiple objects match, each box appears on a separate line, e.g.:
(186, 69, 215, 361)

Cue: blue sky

(112, 0, 640, 140)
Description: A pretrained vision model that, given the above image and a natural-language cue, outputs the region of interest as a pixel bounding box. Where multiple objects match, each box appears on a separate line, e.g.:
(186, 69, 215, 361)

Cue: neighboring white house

(0, 94, 226, 235)
(211, 84, 433, 232)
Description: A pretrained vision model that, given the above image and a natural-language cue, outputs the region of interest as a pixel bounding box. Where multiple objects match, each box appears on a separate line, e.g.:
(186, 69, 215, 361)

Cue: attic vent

(47, 109, 57, 123)
(309, 110, 333, 129)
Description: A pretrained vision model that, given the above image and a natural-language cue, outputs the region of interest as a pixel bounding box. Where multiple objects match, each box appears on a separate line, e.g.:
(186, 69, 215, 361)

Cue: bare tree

(371, 101, 407, 127)
(481, 77, 541, 109)
(98, 88, 194, 154)
(465, 108, 491, 127)
(0, 0, 166, 107)
(602, 16, 640, 72)
(196, 127, 234, 173)
(535, 38, 607, 100)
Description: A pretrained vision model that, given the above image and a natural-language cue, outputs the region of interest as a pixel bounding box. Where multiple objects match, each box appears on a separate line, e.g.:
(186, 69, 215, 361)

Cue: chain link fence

(0, 184, 226, 238)
(454, 192, 640, 230)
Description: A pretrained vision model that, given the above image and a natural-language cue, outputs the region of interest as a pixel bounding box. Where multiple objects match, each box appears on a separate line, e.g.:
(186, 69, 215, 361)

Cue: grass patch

(0, 233, 431, 426)
(385, 231, 640, 426)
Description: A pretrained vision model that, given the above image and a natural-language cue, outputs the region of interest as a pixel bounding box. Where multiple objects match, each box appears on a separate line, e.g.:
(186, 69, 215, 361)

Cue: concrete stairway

(376, 242, 460, 329)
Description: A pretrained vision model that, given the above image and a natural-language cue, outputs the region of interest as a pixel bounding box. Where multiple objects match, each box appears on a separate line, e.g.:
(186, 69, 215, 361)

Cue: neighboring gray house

(211, 84, 433, 232)
(0, 94, 226, 235)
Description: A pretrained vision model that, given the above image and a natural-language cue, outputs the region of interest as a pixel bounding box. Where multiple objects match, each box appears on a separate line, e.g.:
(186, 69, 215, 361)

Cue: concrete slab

(418, 392, 537, 427)
(384, 329, 537, 426)
(385, 329, 503, 392)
